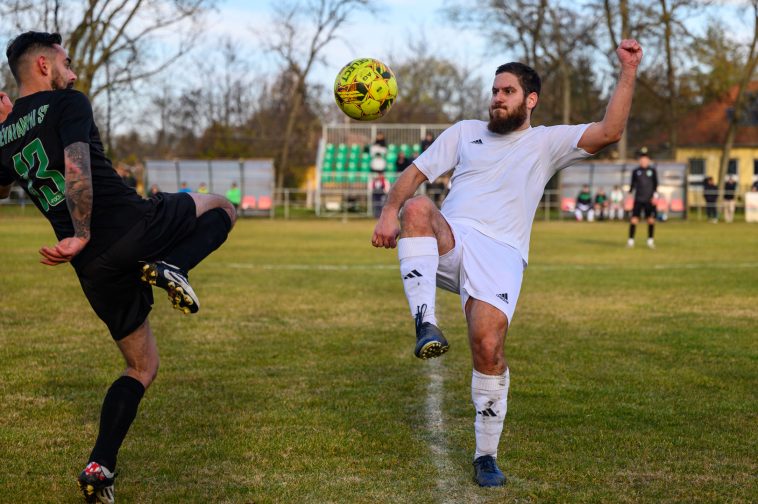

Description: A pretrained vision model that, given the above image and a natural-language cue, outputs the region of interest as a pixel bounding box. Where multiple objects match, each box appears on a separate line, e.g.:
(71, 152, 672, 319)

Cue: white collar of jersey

(483, 124, 532, 141)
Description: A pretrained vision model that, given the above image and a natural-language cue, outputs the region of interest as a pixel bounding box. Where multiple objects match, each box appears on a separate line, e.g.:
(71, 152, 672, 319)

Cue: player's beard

(487, 98, 528, 135)
(51, 67, 74, 90)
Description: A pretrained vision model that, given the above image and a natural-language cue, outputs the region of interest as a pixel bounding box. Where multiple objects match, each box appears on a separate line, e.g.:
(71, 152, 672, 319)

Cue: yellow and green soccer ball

(334, 58, 397, 121)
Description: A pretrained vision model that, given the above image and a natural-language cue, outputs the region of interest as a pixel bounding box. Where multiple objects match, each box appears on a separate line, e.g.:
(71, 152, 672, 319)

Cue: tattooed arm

(63, 142, 92, 240)
(38, 142, 93, 265)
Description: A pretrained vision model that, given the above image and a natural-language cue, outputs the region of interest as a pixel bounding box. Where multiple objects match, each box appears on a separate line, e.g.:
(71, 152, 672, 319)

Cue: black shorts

(632, 201, 656, 219)
(75, 192, 197, 340)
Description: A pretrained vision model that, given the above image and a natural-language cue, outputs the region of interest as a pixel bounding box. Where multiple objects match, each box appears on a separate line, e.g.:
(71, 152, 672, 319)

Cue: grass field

(0, 209, 756, 503)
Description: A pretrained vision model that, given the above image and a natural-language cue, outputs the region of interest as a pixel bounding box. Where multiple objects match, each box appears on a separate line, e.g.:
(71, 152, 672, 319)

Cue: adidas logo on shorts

(496, 292, 509, 303)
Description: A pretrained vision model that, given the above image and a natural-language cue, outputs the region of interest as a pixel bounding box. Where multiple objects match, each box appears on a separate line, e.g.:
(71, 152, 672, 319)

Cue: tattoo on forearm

(64, 142, 93, 240)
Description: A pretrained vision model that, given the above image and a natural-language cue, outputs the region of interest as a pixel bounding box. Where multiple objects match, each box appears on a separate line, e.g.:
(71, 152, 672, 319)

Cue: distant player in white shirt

(371, 40, 643, 487)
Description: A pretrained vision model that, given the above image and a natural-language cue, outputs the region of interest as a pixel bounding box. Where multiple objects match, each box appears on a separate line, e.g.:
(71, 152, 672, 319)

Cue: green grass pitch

(0, 209, 756, 503)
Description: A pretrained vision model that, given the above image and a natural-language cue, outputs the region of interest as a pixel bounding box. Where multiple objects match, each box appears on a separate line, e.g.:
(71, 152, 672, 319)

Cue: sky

(191, 0, 753, 113)
(203, 0, 494, 92)
(98, 0, 753, 133)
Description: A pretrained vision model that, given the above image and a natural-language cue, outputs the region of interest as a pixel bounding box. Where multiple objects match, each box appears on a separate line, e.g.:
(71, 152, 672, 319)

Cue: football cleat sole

(416, 340, 449, 360)
(140, 263, 199, 314)
(77, 477, 115, 504)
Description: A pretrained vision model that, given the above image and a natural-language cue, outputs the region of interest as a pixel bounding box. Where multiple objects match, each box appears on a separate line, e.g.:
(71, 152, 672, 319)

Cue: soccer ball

(334, 58, 397, 121)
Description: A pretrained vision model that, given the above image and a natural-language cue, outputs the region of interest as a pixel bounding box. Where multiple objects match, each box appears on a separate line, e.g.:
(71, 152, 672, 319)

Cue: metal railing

(3, 186, 754, 222)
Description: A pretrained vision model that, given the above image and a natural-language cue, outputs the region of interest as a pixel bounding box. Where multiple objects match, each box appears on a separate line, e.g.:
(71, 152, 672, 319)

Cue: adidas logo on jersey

(497, 292, 509, 303)
(470, 138, 483, 144)
(403, 269, 423, 279)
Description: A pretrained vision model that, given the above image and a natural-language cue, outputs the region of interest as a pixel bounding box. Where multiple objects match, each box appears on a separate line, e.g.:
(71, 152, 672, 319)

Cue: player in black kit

(627, 147, 658, 248)
(0, 32, 236, 503)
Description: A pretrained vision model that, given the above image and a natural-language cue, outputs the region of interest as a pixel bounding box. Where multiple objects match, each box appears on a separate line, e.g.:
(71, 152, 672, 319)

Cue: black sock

(164, 208, 233, 272)
(648, 224, 655, 239)
(89, 376, 145, 470)
(629, 224, 636, 239)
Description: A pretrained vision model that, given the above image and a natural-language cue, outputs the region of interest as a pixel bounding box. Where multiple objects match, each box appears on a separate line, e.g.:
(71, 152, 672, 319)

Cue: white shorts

(436, 220, 525, 324)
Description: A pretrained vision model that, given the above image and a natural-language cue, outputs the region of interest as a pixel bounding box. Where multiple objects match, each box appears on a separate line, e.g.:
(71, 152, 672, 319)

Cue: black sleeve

(58, 91, 94, 148)
(0, 164, 13, 185)
(652, 168, 659, 193)
(630, 171, 637, 193)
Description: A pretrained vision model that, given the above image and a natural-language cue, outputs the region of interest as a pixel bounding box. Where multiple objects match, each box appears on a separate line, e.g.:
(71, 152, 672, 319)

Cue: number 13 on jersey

(12, 137, 65, 211)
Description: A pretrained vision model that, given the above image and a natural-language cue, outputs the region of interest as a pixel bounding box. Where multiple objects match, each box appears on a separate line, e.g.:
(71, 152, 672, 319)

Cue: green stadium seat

(325, 143, 335, 153)
(347, 160, 358, 171)
(412, 144, 421, 154)
(387, 143, 398, 153)
(334, 158, 346, 171)
(337, 143, 347, 154)
(400, 144, 410, 155)
(322, 159, 333, 171)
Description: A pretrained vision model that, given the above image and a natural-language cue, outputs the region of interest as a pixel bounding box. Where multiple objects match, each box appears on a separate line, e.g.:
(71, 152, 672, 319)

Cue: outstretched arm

(371, 164, 428, 249)
(579, 39, 643, 154)
(39, 142, 93, 265)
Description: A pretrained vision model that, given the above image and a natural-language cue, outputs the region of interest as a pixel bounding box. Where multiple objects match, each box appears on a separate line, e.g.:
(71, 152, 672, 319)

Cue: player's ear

(527, 92, 538, 110)
(36, 54, 50, 76)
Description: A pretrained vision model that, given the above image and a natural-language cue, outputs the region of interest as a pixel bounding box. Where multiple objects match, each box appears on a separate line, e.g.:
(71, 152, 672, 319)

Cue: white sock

(397, 237, 439, 326)
(472, 368, 509, 459)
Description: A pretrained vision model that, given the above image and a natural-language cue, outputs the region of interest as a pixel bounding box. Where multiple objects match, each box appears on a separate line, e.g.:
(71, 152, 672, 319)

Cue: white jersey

(414, 120, 591, 263)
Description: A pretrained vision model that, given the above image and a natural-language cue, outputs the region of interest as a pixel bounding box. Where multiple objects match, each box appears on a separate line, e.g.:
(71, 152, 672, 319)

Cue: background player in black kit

(0, 32, 236, 503)
(627, 147, 658, 249)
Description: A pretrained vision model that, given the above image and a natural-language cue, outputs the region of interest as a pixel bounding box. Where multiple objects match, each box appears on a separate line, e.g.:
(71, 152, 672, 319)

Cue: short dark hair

(6, 31, 62, 83)
(495, 62, 541, 97)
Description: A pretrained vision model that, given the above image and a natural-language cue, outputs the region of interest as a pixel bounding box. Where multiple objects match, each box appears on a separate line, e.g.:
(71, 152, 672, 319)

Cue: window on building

(689, 158, 705, 176)
(727, 159, 738, 175)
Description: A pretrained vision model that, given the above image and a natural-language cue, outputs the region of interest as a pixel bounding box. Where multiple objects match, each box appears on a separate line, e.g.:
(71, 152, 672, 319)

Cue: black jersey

(0, 89, 151, 266)
(630, 165, 658, 202)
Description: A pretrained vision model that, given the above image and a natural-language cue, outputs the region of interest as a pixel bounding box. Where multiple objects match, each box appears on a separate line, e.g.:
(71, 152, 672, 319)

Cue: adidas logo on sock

(496, 292, 509, 303)
(470, 138, 483, 144)
(403, 269, 423, 279)
(477, 407, 497, 417)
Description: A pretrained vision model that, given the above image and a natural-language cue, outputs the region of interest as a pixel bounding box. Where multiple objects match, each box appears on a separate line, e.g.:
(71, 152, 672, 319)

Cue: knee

(128, 356, 159, 390)
(400, 196, 435, 225)
(221, 200, 237, 228)
(471, 338, 505, 373)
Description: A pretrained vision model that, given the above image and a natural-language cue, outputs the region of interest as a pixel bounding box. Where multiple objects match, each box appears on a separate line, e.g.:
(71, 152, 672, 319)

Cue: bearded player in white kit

(372, 40, 643, 486)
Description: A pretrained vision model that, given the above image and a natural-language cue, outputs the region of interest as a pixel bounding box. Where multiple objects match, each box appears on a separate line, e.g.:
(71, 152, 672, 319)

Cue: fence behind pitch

(146, 159, 274, 215)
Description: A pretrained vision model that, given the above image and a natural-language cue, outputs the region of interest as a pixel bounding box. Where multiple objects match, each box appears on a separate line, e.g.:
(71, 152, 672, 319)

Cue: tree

(386, 38, 488, 124)
(1, 0, 214, 99)
(261, 0, 371, 193)
(1, 0, 214, 150)
(718, 0, 758, 193)
(444, 0, 598, 128)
